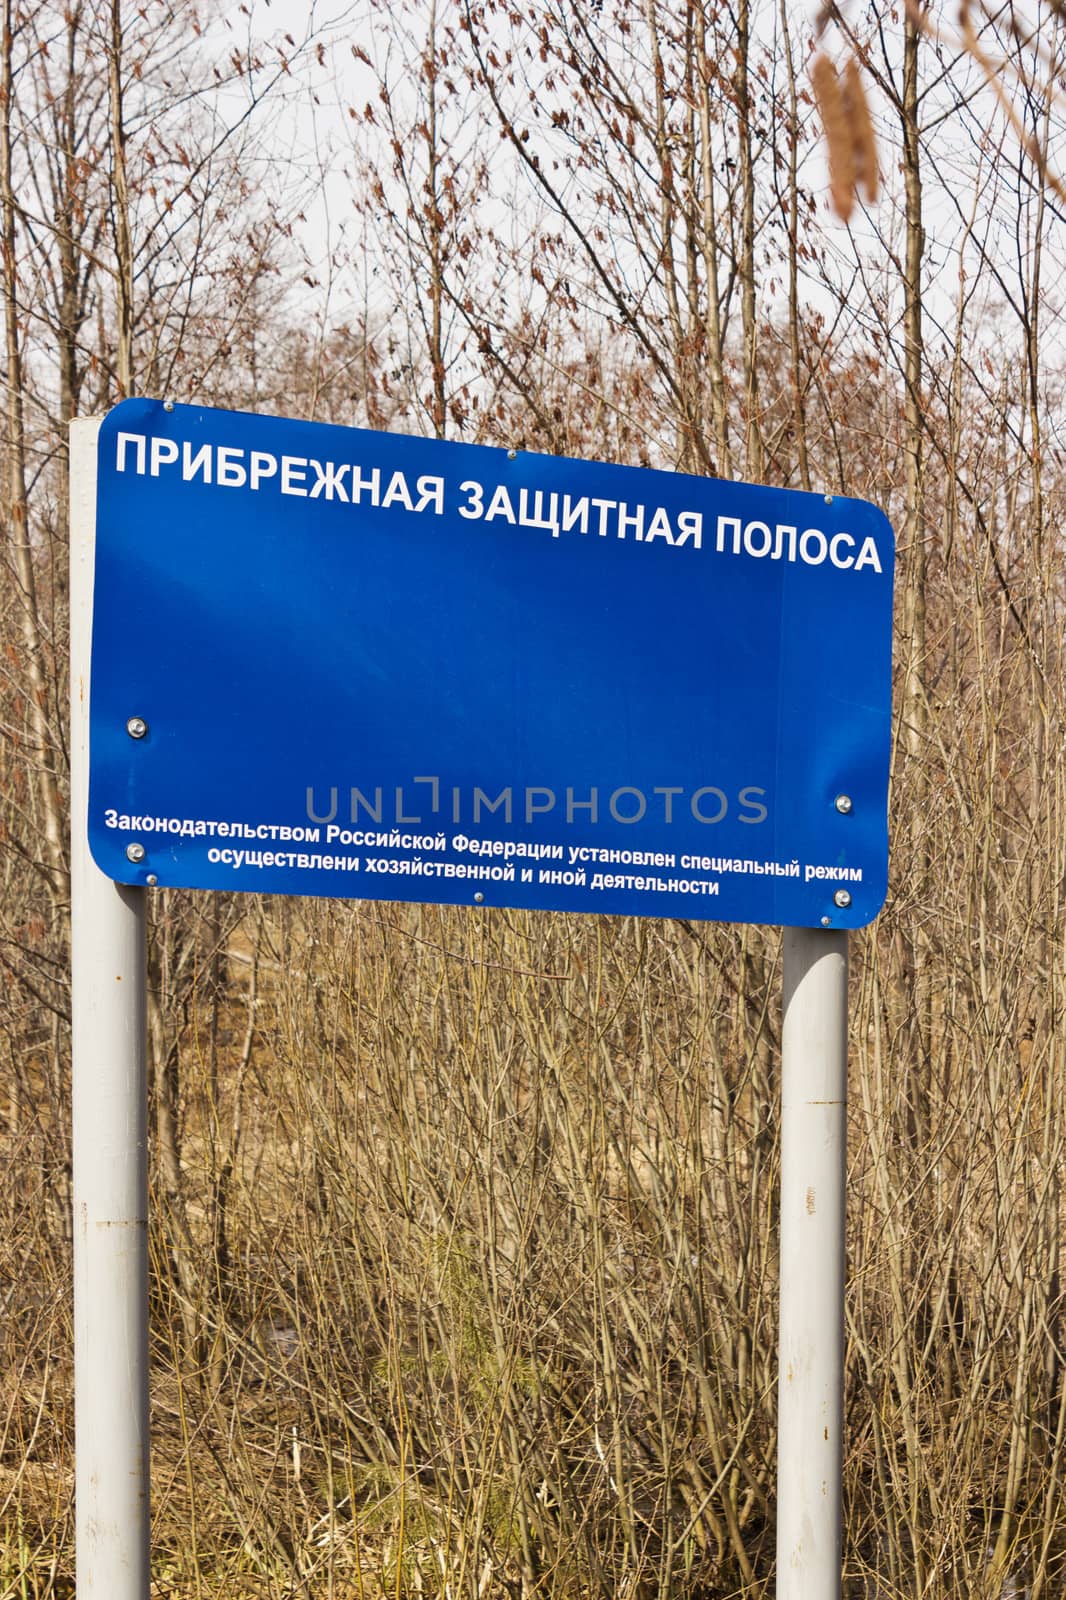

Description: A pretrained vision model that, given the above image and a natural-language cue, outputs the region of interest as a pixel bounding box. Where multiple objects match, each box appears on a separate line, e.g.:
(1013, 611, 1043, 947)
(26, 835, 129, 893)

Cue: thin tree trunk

(424, 0, 447, 439)
(696, 6, 731, 476)
(109, 0, 134, 396)
(900, 11, 927, 780)
(1, 0, 67, 902)
(735, 0, 762, 480)
(778, 0, 810, 491)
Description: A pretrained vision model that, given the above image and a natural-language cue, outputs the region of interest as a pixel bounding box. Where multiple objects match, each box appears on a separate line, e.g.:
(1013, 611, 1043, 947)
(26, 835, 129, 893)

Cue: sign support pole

(70, 417, 151, 1599)
(776, 925, 848, 1600)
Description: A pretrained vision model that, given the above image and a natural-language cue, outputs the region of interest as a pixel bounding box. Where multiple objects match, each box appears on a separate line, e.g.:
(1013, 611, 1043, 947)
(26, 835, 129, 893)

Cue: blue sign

(89, 399, 894, 927)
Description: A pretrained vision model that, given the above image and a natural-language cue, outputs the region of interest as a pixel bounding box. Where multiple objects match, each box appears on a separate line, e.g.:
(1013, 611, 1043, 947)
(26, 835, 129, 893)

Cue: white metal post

(777, 925, 848, 1600)
(70, 417, 150, 1598)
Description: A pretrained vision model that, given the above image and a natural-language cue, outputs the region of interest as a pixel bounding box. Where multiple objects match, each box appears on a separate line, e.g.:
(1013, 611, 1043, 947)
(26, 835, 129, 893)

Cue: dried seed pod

(842, 56, 879, 204)
(811, 52, 855, 221)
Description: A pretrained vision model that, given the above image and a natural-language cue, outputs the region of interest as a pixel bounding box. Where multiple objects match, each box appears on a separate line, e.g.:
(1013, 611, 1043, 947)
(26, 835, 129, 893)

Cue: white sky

(196, 0, 1066, 420)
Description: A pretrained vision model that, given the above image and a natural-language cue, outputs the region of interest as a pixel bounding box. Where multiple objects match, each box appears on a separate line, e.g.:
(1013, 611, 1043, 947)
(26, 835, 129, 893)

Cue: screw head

(824, 493, 833, 504)
(126, 842, 146, 863)
(146, 874, 158, 886)
(126, 716, 148, 740)
(821, 916, 832, 927)
(507, 448, 517, 460)
(835, 793, 853, 815)
(474, 891, 485, 903)
(833, 888, 852, 909)
(163, 399, 174, 412)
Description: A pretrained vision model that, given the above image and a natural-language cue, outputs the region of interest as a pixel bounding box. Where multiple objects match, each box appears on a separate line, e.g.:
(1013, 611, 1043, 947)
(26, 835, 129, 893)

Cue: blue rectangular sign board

(89, 399, 893, 927)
